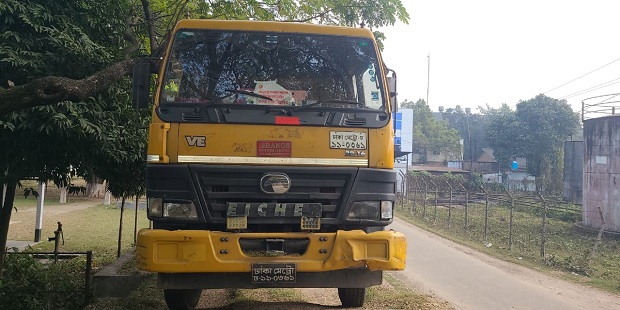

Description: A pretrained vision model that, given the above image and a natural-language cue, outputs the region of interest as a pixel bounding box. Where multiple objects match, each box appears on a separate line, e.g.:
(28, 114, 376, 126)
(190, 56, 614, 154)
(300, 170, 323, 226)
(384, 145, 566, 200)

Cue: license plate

(252, 263, 296, 284)
(330, 131, 367, 149)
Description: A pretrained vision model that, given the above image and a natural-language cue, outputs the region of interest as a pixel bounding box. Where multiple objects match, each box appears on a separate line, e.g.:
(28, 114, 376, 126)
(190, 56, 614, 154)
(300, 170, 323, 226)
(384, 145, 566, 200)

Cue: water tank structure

(582, 95, 620, 232)
(563, 141, 583, 204)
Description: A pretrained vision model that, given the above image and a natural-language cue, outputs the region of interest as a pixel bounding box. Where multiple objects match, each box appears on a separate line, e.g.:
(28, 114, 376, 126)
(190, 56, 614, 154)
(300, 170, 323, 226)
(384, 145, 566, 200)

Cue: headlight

(347, 201, 393, 220)
(348, 201, 380, 220)
(148, 198, 197, 219)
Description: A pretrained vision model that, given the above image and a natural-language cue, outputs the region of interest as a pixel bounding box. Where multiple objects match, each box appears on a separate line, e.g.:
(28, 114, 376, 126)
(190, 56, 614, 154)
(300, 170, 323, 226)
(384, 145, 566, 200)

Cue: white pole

(426, 53, 430, 105)
(2, 184, 6, 208)
(34, 181, 46, 242)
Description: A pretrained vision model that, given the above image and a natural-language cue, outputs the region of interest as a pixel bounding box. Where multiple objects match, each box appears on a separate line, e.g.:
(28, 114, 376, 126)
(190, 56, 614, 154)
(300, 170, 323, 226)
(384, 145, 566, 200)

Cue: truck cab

(135, 19, 406, 310)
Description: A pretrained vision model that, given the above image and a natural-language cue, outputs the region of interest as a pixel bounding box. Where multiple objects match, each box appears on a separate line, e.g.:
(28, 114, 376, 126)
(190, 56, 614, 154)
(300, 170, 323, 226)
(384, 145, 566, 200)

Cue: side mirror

(132, 62, 151, 109)
(386, 69, 398, 113)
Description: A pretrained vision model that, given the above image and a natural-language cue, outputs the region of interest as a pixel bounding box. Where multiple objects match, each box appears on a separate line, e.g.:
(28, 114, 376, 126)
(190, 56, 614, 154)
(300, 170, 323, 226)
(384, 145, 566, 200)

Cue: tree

(483, 104, 524, 171)
(441, 105, 491, 164)
(515, 94, 580, 191)
(484, 95, 580, 191)
(405, 99, 461, 162)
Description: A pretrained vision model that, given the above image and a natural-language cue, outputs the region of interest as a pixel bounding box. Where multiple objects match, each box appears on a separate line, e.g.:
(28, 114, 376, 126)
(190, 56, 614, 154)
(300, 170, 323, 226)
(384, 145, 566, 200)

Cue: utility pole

(426, 54, 430, 105)
(465, 108, 473, 177)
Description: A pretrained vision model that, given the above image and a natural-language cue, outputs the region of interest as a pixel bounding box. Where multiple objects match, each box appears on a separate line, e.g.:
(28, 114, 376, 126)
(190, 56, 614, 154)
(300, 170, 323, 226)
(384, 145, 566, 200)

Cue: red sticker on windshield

(257, 141, 292, 157)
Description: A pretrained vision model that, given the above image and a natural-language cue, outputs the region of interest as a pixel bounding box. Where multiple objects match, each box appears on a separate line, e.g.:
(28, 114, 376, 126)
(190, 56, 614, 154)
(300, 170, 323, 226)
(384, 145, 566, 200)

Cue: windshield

(160, 29, 386, 110)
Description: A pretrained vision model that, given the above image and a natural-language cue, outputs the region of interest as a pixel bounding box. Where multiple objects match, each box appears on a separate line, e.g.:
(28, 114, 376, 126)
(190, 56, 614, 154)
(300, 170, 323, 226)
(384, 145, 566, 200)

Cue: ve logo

(185, 136, 206, 147)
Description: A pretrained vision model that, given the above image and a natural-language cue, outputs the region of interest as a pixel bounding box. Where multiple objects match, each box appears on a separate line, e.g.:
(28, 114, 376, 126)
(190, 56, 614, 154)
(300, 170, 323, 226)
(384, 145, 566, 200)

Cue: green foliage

(403, 99, 462, 162)
(0, 254, 88, 309)
(0, 0, 131, 85)
(482, 95, 580, 192)
(143, 0, 409, 54)
(441, 106, 490, 163)
(515, 94, 580, 178)
(482, 103, 524, 170)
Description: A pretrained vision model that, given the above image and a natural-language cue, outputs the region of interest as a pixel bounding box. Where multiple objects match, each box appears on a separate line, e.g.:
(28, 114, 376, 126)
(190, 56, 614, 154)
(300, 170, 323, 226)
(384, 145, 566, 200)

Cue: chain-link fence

(398, 173, 620, 280)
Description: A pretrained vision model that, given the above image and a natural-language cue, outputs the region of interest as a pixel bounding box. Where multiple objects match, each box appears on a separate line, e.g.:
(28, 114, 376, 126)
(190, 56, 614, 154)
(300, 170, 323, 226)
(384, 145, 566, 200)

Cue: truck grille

(192, 166, 356, 225)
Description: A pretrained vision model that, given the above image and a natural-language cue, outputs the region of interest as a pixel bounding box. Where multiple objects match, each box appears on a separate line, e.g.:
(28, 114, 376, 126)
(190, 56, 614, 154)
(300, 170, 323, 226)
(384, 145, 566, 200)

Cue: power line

(559, 77, 620, 100)
(543, 56, 620, 94)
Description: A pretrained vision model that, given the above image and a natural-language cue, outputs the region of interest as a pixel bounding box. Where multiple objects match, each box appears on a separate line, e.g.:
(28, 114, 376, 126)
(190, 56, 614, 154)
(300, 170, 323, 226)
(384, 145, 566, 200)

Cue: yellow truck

(133, 19, 406, 310)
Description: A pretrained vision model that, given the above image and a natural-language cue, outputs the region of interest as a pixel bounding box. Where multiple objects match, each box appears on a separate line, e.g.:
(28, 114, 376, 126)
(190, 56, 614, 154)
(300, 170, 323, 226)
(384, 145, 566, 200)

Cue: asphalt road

(390, 217, 620, 310)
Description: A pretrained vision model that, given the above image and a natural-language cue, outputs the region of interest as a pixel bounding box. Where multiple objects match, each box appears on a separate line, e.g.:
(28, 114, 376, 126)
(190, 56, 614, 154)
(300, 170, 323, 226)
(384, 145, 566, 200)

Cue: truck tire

(164, 289, 202, 310)
(338, 287, 366, 308)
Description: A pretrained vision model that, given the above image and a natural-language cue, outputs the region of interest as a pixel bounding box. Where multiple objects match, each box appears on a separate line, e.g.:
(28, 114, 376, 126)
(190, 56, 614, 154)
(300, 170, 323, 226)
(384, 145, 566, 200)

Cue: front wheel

(163, 289, 202, 310)
(338, 287, 366, 308)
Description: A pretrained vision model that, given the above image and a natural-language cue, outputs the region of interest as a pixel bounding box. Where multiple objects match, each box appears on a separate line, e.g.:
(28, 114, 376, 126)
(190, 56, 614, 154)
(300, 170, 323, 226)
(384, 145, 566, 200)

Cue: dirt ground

(6, 183, 111, 243)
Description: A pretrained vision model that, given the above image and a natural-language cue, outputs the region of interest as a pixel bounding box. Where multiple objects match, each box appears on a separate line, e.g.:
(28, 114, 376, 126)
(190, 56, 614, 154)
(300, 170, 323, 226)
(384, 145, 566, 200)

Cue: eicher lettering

(226, 202, 321, 217)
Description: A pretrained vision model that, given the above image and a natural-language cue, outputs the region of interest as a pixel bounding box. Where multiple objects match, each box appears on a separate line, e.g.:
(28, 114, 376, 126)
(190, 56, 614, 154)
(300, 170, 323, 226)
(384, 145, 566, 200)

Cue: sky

(379, 0, 620, 114)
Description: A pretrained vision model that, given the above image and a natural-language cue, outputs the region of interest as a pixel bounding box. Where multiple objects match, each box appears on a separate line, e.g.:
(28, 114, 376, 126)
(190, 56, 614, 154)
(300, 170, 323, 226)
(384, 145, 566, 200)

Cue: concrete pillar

(104, 191, 111, 205)
(34, 181, 46, 242)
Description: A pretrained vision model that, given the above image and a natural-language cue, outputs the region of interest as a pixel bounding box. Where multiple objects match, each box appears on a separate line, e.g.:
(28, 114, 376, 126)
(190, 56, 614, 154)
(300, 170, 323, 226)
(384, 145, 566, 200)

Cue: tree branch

(140, 0, 157, 52)
(0, 58, 137, 115)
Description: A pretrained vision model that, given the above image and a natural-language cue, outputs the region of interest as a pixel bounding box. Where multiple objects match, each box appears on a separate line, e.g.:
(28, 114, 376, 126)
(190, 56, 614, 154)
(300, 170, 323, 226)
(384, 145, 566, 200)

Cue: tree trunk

(134, 195, 139, 244)
(87, 176, 106, 198)
(117, 196, 126, 258)
(0, 182, 17, 274)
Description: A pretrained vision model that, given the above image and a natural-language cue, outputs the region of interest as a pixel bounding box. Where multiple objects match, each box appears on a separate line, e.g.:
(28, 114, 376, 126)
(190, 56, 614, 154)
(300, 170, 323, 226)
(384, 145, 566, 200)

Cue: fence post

(503, 187, 514, 251)
(429, 179, 438, 223)
(399, 171, 406, 207)
(402, 171, 407, 205)
(84, 251, 93, 306)
(537, 192, 547, 258)
(446, 180, 453, 228)
(411, 176, 418, 214)
(460, 184, 469, 230)
(422, 178, 428, 218)
(482, 187, 489, 241)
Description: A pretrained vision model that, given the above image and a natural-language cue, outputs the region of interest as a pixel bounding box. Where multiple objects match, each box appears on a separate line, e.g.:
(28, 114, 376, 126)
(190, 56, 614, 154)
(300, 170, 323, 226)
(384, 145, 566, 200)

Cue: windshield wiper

(294, 99, 361, 111)
(225, 89, 273, 101)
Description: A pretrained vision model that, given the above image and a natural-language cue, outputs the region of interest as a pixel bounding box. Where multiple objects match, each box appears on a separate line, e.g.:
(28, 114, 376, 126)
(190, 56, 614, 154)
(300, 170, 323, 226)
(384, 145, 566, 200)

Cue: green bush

(0, 253, 88, 310)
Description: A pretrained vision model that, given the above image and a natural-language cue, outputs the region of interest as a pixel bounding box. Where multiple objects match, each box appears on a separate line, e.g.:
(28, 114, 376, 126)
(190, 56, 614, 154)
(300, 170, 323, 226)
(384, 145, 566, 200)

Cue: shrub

(0, 253, 88, 309)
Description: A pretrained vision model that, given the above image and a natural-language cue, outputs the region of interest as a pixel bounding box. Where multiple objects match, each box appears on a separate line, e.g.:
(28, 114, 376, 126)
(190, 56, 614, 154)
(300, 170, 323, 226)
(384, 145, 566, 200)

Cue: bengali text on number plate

(330, 131, 367, 149)
(252, 263, 296, 284)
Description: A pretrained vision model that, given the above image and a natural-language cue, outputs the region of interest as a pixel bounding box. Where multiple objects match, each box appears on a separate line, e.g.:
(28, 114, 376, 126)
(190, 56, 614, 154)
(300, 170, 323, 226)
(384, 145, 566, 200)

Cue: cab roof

(174, 19, 375, 39)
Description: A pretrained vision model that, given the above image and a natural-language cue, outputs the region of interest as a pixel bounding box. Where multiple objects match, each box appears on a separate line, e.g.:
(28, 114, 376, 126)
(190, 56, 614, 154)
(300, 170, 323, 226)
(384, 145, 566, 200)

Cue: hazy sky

(379, 0, 620, 114)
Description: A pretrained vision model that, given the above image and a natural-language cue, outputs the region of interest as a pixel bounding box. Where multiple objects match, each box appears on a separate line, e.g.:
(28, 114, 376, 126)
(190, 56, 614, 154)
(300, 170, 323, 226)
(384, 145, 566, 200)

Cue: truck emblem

(185, 136, 206, 147)
(260, 173, 291, 194)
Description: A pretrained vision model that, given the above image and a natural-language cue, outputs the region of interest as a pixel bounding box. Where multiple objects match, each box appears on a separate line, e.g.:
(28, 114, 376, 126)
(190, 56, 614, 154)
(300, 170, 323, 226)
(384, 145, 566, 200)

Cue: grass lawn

(8, 197, 150, 266)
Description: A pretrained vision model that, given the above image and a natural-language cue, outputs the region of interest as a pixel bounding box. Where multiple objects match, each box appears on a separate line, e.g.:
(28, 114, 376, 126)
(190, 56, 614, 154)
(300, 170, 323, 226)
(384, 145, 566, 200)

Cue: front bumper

(136, 229, 406, 273)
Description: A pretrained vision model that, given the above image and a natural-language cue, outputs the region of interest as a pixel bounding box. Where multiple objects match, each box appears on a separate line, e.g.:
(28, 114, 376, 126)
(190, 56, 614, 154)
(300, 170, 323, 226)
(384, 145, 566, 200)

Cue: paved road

(390, 217, 620, 310)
